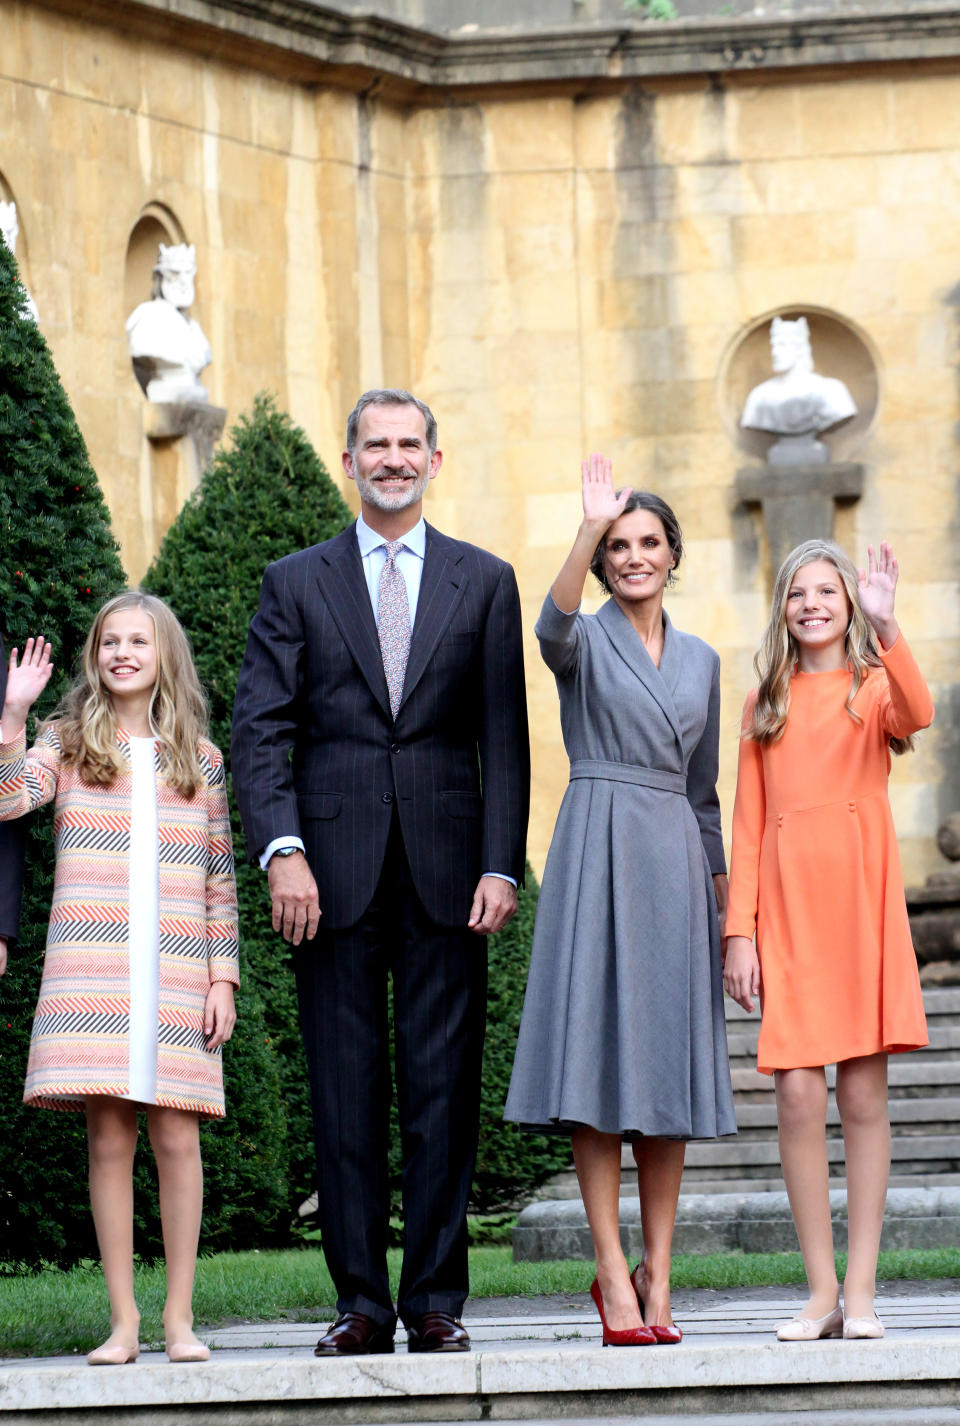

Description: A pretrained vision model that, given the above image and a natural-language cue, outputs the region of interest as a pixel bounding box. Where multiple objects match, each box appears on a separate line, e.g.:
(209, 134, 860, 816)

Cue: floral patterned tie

(377, 541, 411, 719)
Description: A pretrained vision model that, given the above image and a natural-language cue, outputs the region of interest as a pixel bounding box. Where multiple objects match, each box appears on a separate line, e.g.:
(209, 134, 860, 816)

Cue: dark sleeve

(0, 817, 26, 943)
(0, 633, 25, 942)
(230, 560, 306, 864)
(478, 562, 531, 886)
(686, 654, 726, 877)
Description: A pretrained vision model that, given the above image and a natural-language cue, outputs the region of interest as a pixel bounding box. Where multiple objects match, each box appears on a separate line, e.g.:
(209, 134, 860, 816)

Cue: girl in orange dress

(724, 540, 932, 1343)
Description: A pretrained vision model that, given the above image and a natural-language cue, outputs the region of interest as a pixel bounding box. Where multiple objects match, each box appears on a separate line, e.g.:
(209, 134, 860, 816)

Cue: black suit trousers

(294, 817, 487, 1328)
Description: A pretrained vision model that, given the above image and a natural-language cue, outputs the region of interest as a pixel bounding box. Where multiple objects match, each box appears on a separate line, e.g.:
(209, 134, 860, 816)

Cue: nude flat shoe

(776, 1305, 843, 1341)
(842, 1313, 884, 1340)
(166, 1340, 211, 1363)
(87, 1341, 139, 1366)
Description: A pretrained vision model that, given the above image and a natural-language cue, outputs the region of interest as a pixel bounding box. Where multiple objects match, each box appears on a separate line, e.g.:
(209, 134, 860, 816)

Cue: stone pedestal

(145, 401, 226, 485)
(139, 402, 226, 560)
(735, 462, 864, 577)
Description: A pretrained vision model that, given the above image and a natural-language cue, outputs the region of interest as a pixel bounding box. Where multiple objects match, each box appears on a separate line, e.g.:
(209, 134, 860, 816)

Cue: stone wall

(4, 1, 958, 880)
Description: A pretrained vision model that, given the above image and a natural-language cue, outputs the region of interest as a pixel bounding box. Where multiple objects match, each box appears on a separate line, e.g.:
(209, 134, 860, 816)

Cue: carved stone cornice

(31, 0, 960, 95)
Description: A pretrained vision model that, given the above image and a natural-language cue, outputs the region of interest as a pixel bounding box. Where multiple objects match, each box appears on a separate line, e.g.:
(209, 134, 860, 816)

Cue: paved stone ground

(4, 1287, 958, 1424)
(459, 1276, 960, 1320)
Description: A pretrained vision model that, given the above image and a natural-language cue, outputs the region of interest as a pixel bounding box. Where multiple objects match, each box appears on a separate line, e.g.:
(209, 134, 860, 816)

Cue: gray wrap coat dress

(505, 594, 736, 1140)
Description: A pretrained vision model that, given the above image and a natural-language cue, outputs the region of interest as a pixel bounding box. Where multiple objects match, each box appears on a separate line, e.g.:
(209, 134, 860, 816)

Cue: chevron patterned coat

(0, 724, 239, 1118)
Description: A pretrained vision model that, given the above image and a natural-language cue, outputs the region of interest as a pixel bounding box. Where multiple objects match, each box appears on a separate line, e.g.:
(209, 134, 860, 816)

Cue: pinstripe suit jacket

(0, 634, 26, 943)
(231, 521, 530, 929)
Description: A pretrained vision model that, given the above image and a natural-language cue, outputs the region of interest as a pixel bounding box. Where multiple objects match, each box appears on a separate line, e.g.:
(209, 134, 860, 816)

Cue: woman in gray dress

(505, 454, 735, 1345)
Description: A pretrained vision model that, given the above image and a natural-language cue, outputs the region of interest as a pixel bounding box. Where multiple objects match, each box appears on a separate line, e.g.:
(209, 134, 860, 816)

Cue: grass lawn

(2, 1245, 958, 1359)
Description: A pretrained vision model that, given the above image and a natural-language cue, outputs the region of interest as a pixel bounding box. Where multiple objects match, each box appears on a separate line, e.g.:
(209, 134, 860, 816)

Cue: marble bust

(126, 243, 212, 403)
(741, 317, 856, 466)
(0, 201, 39, 322)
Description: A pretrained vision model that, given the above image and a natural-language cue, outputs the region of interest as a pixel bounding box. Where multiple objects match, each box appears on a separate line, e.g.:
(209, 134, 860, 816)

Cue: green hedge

(0, 236, 127, 1267)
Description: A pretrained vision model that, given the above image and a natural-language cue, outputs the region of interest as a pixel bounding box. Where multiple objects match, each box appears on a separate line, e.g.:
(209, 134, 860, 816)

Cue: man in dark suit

(232, 389, 529, 1357)
(0, 634, 27, 977)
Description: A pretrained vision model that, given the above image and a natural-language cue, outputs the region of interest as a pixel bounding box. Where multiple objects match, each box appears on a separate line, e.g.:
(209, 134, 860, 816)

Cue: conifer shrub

(0, 238, 126, 1267)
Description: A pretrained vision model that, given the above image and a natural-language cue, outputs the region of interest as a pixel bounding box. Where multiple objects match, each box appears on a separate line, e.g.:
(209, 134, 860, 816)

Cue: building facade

(5, 0, 959, 876)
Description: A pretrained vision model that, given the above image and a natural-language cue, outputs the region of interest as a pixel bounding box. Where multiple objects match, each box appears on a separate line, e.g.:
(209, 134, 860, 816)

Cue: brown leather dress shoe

(405, 1312, 471, 1353)
(314, 1312, 395, 1356)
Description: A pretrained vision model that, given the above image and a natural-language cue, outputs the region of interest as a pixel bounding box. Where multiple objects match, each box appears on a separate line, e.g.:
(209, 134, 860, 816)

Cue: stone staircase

(539, 986, 960, 1199)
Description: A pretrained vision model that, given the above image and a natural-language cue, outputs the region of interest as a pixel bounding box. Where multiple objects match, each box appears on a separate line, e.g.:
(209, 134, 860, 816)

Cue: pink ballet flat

(776, 1305, 843, 1341)
(166, 1340, 211, 1363)
(87, 1340, 139, 1366)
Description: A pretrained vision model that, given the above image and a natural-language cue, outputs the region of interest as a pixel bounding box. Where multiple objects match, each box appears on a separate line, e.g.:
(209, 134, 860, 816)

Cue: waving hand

(857, 542, 899, 649)
(2, 637, 54, 740)
(581, 452, 632, 528)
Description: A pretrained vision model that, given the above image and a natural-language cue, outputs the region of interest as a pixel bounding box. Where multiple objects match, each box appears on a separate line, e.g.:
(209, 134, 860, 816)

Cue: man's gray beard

(352, 459, 430, 513)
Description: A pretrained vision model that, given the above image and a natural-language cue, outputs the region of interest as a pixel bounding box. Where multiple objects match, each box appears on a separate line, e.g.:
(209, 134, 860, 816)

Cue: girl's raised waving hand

(1, 638, 54, 740)
(857, 541, 899, 649)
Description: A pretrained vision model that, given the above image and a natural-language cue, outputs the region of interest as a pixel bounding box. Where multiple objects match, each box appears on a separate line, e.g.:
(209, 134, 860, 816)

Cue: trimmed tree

(0, 238, 127, 1266)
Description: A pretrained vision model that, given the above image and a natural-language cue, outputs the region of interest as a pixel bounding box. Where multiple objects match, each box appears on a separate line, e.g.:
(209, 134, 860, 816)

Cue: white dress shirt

(262, 516, 515, 887)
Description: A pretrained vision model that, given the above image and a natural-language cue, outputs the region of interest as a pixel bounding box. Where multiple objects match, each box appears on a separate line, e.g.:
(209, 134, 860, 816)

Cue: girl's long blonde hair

(57, 591, 210, 796)
(746, 539, 913, 756)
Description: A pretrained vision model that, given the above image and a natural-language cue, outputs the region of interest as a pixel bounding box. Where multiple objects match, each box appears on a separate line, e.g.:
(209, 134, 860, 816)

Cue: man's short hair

(345, 389, 438, 457)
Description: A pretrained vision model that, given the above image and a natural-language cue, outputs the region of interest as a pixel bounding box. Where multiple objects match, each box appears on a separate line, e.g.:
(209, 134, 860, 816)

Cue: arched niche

(123, 203, 224, 577)
(719, 306, 878, 584)
(717, 306, 880, 465)
(0, 172, 32, 289)
(123, 203, 185, 325)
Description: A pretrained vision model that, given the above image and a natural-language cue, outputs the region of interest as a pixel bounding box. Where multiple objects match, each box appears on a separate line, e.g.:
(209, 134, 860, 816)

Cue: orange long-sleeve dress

(726, 634, 933, 1075)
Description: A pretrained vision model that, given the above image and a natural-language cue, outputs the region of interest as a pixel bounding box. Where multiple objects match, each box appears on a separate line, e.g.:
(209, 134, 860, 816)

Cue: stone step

(681, 1133, 960, 1171)
(542, 1169, 960, 1198)
(658, 1172, 960, 1196)
(608, 1099, 960, 1160)
(514, 1185, 960, 1260)
(725, 1023, 960, 1064)
(723, 986, 960, 1022)
(732, 1060, 960, 1098)
(728, 1095, 960, 1139)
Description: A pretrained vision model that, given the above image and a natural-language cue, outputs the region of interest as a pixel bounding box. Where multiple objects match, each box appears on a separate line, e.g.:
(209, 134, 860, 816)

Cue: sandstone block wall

(3, 3, 957, 879)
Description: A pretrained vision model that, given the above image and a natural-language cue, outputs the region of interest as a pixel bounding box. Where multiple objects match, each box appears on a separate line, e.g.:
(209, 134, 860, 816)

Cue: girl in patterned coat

(0, 592, 239, 1366)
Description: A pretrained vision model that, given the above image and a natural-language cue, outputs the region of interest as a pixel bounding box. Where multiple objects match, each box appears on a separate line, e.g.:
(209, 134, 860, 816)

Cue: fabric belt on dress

(568, 759, 687, 794)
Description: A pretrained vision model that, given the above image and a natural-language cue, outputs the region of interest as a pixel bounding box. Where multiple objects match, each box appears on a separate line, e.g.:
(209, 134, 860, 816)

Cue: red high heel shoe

(590, 1278, 656, 1347)
(630, 1263, 683, 1344)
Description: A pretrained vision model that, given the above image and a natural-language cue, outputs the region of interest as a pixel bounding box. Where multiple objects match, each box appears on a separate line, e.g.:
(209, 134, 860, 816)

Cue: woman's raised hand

(2, 637, 54, 729)
(581, 452, 632, 530)
(858, 541, 899, 649)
